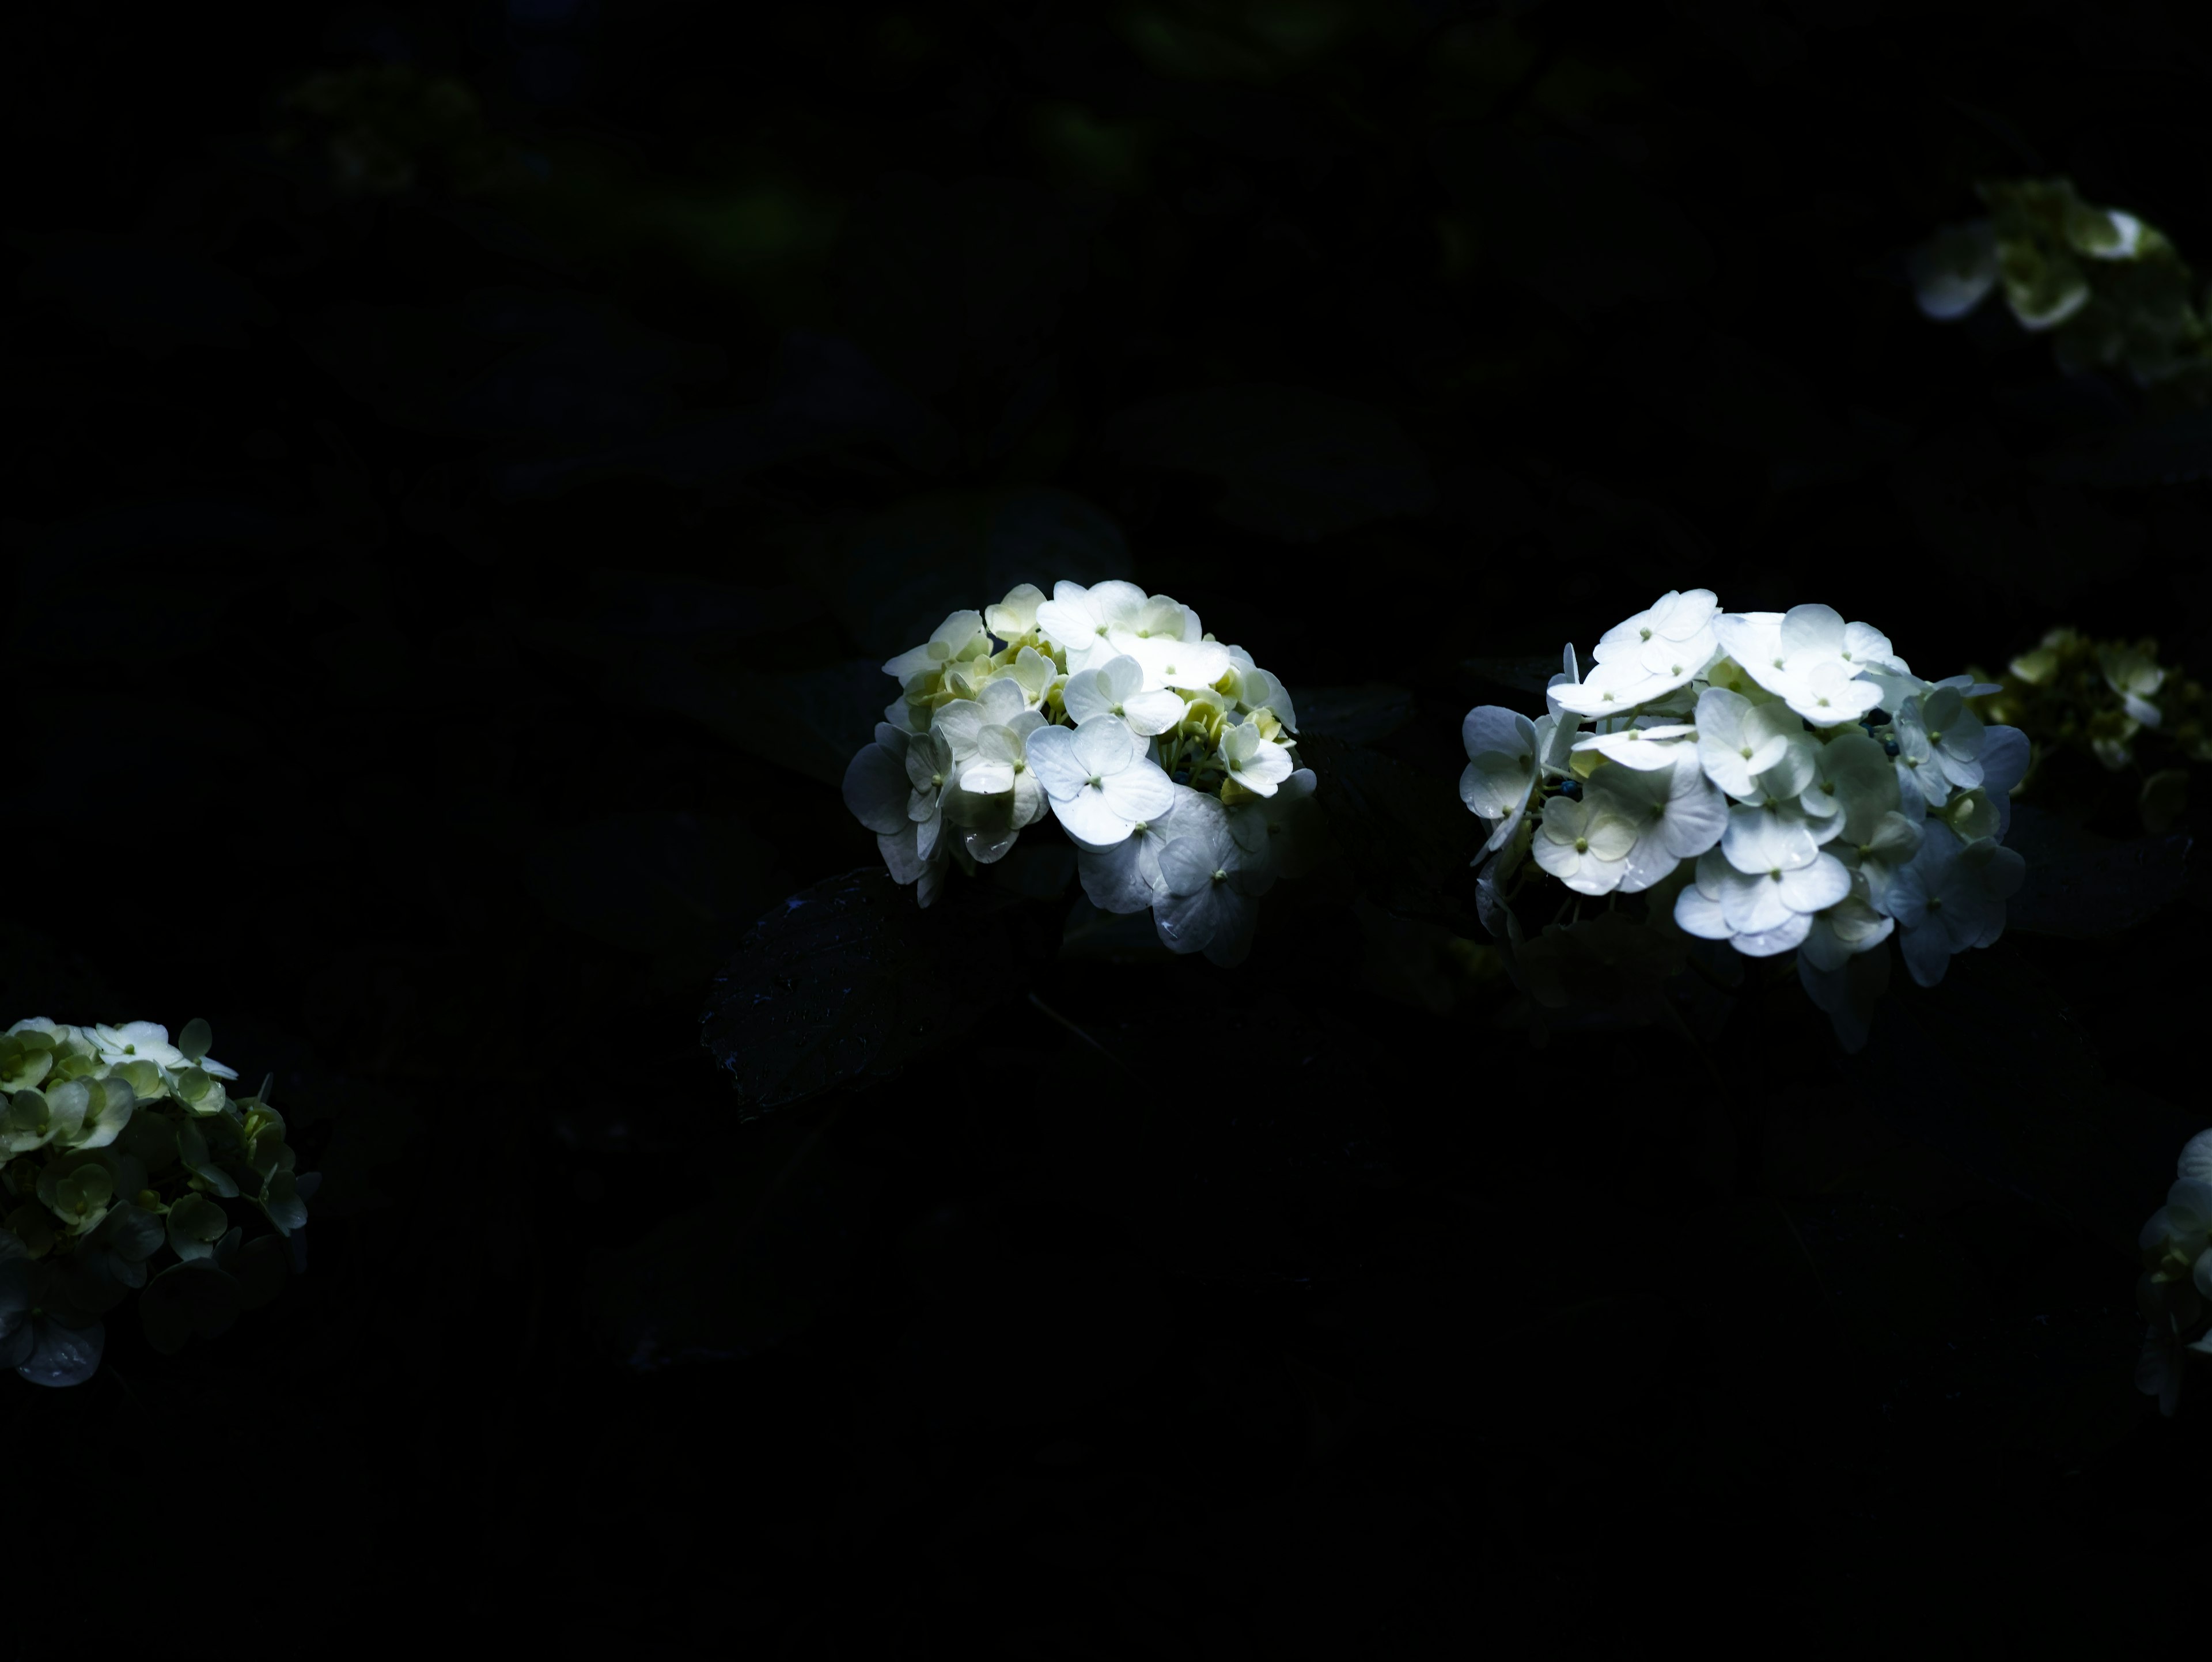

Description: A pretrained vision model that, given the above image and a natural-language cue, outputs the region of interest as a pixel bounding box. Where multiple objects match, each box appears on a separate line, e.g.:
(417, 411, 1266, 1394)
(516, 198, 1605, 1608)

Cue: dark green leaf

(527, 810, 782, 960)
(700, 868, 1014, 1116)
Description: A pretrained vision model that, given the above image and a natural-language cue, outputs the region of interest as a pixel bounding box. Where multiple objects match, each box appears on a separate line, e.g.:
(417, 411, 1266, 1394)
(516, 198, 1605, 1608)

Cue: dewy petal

(1463, 705, 1537, 763)
(1616, 837, 1681, 894)
(1776, 852, 1850, 915)
(1721, 804, 1816, 875)
(1152, 882, 1222, 956)
(877, 824, 927, 884)
(962, 759, 1016, 795)
(1732, 911, 1812, 957)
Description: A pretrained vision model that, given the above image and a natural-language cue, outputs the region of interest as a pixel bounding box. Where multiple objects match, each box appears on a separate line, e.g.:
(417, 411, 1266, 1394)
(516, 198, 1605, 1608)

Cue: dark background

(7, 0, 2211, 1648)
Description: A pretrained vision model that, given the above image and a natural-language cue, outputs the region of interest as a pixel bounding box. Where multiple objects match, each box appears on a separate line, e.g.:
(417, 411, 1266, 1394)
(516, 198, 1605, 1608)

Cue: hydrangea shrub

(842, 581, 1310, 966)
(1460, 590, 2032, 1037)
(0, 1018, 310, 1385)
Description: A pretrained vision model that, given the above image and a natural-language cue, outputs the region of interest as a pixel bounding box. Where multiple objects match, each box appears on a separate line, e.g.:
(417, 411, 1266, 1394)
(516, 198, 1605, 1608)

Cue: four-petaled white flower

(91, 1021, 187, 1071)
(1694, 687, 1798, 801)
(1218, 719, 1294, 797)
(1461, 706, 1540, 856)
(1035, 580, 1151, 675)
(1152, 816, 1264, 966)
(1585, 752, 1728, 892)
(1885, 823, 2025, 987)
(1073, 785, 1226, 914)
(1026, 715, 1177, 846)
(1531, 796, 1637, 895)
(1891, 684, 1985, 807)
(1063, 653, 1185, 736)
(1593, 589, 1719, 668)
(985, 582, 1045, 643)
(883, 609, 986, 688)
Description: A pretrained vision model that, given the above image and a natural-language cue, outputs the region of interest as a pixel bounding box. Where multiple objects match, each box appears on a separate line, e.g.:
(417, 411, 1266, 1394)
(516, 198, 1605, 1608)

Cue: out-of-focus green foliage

(1916, 177, 2212, 398)
(274, 63, 523, 196)
(1968, 628, 2211, 832)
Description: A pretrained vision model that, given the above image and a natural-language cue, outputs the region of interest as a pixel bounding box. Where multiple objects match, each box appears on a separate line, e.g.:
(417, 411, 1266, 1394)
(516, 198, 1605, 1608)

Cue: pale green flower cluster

(1912, 177, 2212, 391)
(0, 1018, 310, 1386)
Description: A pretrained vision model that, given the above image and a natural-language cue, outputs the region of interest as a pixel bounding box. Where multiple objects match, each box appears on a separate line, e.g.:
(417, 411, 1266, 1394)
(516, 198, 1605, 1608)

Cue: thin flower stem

(1026, 991, 1139, 1082)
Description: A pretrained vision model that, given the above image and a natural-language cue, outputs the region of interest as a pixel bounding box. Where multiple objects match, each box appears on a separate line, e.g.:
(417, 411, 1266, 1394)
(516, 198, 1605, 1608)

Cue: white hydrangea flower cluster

(1460, 590, 2033, 998)
(843, 581, 1312, 965)
(2135, 1128, 2212, 1418)
(0, 1018, 310, 1384)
